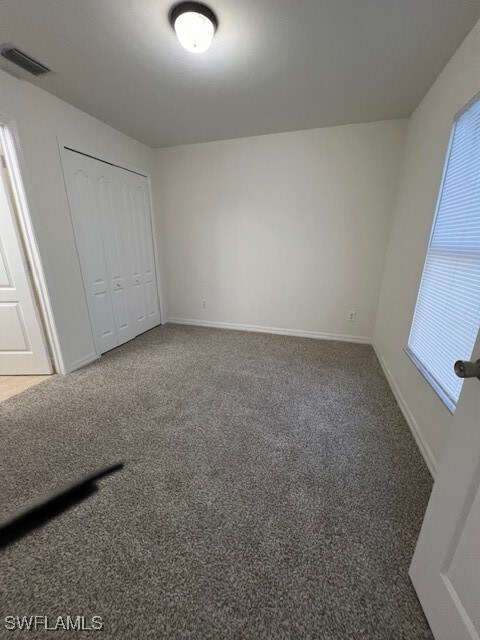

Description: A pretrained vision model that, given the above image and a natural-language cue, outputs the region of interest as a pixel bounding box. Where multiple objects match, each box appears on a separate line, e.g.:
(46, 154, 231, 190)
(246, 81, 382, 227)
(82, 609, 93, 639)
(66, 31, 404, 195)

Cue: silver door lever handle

(454, 359, 480, 379)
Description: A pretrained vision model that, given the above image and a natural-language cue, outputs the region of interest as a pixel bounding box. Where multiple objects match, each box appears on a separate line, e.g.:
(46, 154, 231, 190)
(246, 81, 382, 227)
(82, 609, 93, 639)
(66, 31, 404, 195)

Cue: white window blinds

(407, 96, 480, 410)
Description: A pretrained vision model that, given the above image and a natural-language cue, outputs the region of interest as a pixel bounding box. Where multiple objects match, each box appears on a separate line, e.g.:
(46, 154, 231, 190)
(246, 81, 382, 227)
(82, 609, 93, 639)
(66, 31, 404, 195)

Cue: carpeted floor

(0, 324, 433, 639)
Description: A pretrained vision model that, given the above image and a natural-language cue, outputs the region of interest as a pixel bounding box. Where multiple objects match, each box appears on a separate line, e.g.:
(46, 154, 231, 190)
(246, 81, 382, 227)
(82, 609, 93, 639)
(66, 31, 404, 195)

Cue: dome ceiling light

(169, 2, 218, 54)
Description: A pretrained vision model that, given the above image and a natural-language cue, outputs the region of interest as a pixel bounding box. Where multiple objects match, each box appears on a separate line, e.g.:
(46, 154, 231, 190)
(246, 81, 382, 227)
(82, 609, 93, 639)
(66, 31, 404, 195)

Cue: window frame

(405, 92, 480, 414)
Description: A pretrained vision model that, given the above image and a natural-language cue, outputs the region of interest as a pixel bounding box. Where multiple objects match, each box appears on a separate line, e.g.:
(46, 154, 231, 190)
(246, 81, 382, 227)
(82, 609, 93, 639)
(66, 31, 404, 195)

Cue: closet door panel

(145, 280, 158, 319)
(122, 182, 146, 328)
(92, 160, 136, 345)
(63, 150, 118, 354)
(135, 183, 159, 322)
(120, 172, 160, 334)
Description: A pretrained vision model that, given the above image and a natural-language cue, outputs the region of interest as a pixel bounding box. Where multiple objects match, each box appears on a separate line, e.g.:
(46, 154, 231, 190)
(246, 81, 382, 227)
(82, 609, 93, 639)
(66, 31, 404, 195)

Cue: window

(407, 95, 480, 412)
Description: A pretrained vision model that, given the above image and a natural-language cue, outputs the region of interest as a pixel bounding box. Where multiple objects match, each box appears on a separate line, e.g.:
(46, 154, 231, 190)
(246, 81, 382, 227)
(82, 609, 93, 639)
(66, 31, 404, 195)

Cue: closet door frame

(58, 138, 165, 360)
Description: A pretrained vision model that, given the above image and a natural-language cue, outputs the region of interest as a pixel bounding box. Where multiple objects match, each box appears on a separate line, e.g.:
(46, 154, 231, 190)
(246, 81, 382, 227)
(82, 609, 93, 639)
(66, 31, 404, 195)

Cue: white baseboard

(373, 343, 437, 478)
(66, 351, 99, 374)
(167, 317, 371, 344)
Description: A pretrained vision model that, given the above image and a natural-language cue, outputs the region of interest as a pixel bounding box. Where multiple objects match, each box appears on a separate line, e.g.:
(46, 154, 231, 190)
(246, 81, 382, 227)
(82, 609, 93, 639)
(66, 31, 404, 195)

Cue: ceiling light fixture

(169, 2, 218, 54)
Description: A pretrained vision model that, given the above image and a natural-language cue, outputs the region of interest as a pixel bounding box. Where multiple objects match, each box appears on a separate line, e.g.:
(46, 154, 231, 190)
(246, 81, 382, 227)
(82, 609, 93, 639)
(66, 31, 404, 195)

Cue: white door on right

(119, 167, 161, 335)
(90, 158, 137, 347)
(410, 330, 480, 639)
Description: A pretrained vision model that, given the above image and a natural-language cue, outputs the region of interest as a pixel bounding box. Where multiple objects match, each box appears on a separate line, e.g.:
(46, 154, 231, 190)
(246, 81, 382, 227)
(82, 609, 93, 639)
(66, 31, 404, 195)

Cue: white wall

(374, 19, 480, 475)
(0, 69, 154, 372)
(153, 120, 406, 341)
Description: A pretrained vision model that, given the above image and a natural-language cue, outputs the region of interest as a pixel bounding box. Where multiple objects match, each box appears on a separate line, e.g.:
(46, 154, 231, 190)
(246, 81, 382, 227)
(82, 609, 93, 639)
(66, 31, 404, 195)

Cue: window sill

(404, 347, 456, 415)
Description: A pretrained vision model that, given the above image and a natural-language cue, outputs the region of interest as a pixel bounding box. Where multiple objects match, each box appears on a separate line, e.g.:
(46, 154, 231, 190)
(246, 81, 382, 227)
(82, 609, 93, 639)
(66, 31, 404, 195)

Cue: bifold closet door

(117, 167, 161, 335)
(62, 150, 119, 354)
(90, 159, 137, 347)
(62, 149, 160, 355)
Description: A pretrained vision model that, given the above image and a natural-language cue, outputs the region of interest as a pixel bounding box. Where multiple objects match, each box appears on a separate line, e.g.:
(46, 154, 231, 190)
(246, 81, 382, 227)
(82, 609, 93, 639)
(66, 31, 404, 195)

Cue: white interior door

(119, 168, 161, 334)
(62, 150, 118, 355)
(0, 156, 52, 374)
(90, 158, 136, 346)
(410, 330, 480, 639)
(62, 148, 160, 356)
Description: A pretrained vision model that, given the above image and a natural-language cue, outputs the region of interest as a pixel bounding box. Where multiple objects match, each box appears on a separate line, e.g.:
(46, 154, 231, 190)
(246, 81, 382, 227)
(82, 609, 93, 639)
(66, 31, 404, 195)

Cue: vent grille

(0, 46, 50, 76)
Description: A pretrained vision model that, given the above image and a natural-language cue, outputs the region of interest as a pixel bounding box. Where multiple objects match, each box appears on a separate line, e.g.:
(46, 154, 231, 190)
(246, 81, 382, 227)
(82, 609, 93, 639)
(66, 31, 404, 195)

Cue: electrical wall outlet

(348, 311, 357, 323)
(202, 299, 207, 308)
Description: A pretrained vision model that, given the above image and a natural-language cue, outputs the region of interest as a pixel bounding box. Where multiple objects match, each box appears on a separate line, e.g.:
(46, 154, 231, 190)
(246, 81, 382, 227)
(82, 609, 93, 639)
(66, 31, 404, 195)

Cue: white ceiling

(0, 0, 479, 148)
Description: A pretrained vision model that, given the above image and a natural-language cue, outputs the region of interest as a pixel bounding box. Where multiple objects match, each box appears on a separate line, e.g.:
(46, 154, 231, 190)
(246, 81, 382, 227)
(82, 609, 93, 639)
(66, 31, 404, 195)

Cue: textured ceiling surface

(0, 0, 479, 148)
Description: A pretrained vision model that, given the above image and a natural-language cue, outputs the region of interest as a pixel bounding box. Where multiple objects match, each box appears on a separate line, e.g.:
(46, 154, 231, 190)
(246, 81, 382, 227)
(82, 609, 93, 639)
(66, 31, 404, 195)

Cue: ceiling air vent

(0, 46, 51, 76)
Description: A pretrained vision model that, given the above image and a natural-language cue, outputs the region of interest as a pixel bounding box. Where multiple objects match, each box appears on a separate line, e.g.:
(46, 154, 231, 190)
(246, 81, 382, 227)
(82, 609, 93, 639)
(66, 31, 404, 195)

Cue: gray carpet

(0, 324, 433, 639)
